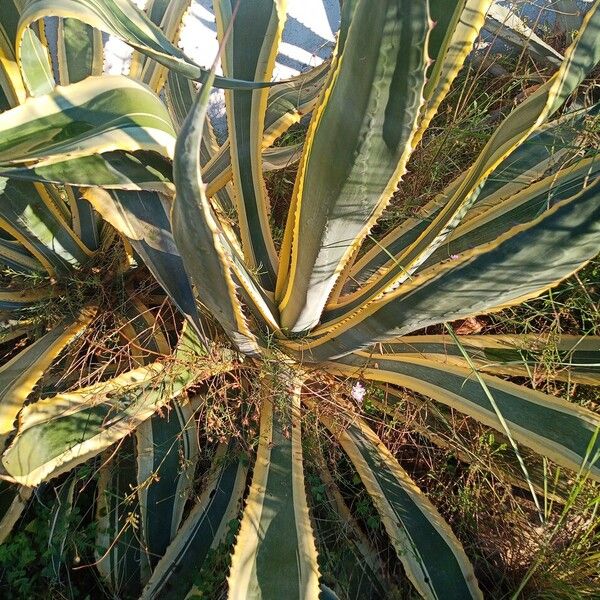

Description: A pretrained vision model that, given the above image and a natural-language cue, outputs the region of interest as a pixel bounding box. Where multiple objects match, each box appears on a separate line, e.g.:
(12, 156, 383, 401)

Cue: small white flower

(451, 254, 460, 260)
(351, 381, 366, 404)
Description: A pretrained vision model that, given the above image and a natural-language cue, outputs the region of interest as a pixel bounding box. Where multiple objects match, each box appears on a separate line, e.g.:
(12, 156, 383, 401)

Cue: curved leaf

(377, 333, 600, 385)
(295, 175, 600, 360)
(84, 188, 204, 341)
(19, 0, 283, 89)
(317, 408, 482, 599)
(0, 76, 176, 192)
(325, 351, 600, 480)
(171, 64, 259, 354)
(1, 351, 230, 486)
(214, 0, 286, 289)
(96, 436, 148, 596)
(136, 397, 199, 568)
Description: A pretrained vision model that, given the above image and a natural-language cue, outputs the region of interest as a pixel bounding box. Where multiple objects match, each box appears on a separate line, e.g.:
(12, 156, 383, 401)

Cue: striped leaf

(332, 106, 596, 305)
(13, 0, 55, 98)
(214, 0, 286, 289)
(0, 308, 93, 443)
(96, 436, 148, 597)
(296, 175, 600, 360)
(201, 62, 329, 201)
(228, 379, 320, 599)
(277, 0, 430, 332)
(325, 153, 600, 322)
(56, 17, 103, 85)
(351, 3, 600, 298)
(136, 397, 199, 568)
(0, 0, 27, 107)
(0, 178, 91, 276)
(18, 0, 283, 89)
(0, 285, 52, 312)
(171, 64, 259, 355)
(0, 76, 176, 192)
(0, 237, 43, 274)
(1, 351, 230, 485)
(317, 410, 482, 599)
(375, 384, 573, 503)
(141, 444, 247, 599)
(312, 454, 391, 599)
(377, 334, 600, 385)
(129, 0, 191, 93)
(418, 0, 491, 144)
(263, 61, 330, 147)
(326, 351, 600, 480)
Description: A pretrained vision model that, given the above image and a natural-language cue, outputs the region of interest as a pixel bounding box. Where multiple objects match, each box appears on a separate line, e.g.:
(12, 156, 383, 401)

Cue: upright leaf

(277, 0, 430, 331)
(214, 0, 287, 288)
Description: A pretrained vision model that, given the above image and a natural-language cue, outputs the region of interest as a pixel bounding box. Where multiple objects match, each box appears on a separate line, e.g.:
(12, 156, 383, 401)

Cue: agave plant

(0, 0, 599, 598)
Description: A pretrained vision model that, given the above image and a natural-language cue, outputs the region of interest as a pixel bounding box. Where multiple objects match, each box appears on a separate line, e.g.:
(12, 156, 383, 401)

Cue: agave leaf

(0, 0, 27, 107)
(484, 3, 564, 66)
(96, 436, 149, 597)
(18, 0, 283, 89)
(0, 308, 94, 442)
(202, 61, 329, 200)
(262, 61, 331, 147)
(376, 333, 600, 385)
(1, 349, 231, 486)
(55, 15, 104, 251)
(63, 186, 101, 253)
(297, 175, 600, 359)
(418, 0, 491, 143)
(361, 3, 600, 295)
(0, 178, 92, 276)
(171, 64, 260, 355)
(0, 76, 176, 192)
(419, 156, 600, 270)
(48, 473, 76, 579)
(325, 153, 600, 322)
(333, 106, 596, 304)
(141, 443, 247, 600)
(313, 453, 391, 599)
(0, 285, 52, 311)
(129, 0, 191, 93)
(317, 408, 482, 600)
(164, 70, 240, 216)
(277, 0, 430, 331)
(214, 0, 286, 289)
(84, 188, 204, 341)
(10, 0, 55, 98)
(136, 397, 199, 568)
(0, 480, 32, 544)
(326, 351, 600, 480)
(0, 237, 44, 274)
(56, 17, 103, 85)
(228, 380, 320, 600)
